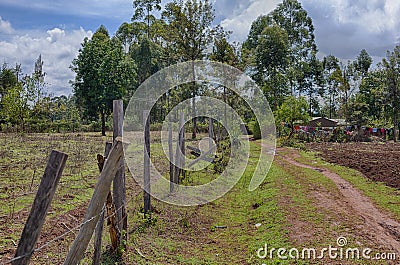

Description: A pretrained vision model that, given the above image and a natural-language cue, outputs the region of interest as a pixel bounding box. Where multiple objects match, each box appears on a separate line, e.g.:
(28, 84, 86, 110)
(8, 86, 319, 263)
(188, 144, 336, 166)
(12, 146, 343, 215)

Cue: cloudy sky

(1, 0, 399, 96)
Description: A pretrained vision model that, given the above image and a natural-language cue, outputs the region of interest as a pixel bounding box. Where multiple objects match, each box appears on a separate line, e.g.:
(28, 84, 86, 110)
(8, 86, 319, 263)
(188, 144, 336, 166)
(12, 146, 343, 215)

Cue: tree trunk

(394, 107, 398, 143)
(191, 61, 197, 139)
(101, 110, 106, 136)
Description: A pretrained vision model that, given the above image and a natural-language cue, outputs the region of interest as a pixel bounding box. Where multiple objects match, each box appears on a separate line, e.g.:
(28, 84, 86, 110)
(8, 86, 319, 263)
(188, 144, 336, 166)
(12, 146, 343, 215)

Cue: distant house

(307, 117, 337, 128)
(331, 119, 348, 126)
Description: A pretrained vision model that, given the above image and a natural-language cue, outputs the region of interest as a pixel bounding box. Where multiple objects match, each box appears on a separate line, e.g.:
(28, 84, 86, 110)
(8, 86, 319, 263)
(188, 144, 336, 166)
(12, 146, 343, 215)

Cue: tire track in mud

(277, 149, 400, 254)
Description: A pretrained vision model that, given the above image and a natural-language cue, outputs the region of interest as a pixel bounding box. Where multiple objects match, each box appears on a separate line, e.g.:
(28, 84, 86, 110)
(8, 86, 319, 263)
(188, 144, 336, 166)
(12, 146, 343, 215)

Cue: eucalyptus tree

(162, 0, 216, 138)
(243, 0, 318, 110)
(322, 55, 341, 118)
(358, 69, 386, 121)
(133, 0, 162, 39)
(382, 46, 400, 141)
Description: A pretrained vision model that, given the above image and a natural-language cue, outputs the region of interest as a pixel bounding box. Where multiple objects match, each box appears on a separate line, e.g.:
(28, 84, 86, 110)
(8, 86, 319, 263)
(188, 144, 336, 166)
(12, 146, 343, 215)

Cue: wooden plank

(187, 145, 201, 154)
(187, 145, 216, 168)
(143, 110, 151, 215)
(187, 145, 215, 163)
(112, 100, 127, 246)
(102, 142, 120, 252)
(12, 150, 68, 265)
(92, 209, 105, 265)
(63, 140, 124, 265)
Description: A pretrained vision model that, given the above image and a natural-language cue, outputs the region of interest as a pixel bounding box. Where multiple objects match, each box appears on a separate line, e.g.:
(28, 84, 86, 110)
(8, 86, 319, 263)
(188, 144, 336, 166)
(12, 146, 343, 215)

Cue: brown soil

(0, 205, 86, 264)
(306, 142, 400, 189)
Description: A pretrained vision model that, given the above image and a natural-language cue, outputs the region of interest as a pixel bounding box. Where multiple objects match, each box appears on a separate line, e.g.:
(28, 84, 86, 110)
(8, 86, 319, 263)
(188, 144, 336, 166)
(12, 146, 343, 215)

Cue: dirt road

(276, 147, 400, 258)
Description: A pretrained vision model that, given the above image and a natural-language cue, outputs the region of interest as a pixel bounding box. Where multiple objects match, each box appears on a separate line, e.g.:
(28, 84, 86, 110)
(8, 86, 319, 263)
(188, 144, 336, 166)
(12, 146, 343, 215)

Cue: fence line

(2, 179, 142, 265)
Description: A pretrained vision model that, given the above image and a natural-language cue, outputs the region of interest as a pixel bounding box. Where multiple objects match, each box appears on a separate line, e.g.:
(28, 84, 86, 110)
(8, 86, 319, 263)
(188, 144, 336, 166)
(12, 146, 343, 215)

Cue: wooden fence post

(12, 150, 68, 265)
(92, 142, 113, 265)
(143, 110, 151, 215)
(63, 140, 124, 265)
(180, 112, 186, 180)
(209, 117, 214, 150)
(112, 100, 127, 246)
(173, 112, 185, 183)
(168, 120, 174, 192)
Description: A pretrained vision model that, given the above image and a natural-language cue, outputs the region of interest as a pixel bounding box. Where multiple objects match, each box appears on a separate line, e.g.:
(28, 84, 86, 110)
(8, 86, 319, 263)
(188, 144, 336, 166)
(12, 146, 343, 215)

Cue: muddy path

(276, 148, 400, 255)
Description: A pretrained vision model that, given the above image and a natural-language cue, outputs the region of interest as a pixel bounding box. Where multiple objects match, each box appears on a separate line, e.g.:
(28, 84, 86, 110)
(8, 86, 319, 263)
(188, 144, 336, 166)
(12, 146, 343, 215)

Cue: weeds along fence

(4, 99, 220, 265)
(3, 100, 126, 265)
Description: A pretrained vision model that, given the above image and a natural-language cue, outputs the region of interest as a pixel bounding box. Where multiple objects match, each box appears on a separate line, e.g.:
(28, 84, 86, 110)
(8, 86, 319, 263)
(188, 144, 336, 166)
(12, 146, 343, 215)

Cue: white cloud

(220, 0, 282, 42)
(302, 0, 400, 60)
(46, 28, 66, 43)
(329, 0, 400, 34)
(217, 0, 400, 61)
(0, 16, 14, 34)
(0, 25, 93, 96)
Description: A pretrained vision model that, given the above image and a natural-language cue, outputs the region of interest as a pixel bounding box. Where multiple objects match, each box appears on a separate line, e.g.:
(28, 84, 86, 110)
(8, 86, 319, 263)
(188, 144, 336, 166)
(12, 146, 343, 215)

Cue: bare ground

(276, 147, 400, 263)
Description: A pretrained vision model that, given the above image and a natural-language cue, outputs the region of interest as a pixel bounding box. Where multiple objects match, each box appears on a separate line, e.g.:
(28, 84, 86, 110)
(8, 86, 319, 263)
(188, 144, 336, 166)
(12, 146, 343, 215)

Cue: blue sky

(1, 0, 399, 96)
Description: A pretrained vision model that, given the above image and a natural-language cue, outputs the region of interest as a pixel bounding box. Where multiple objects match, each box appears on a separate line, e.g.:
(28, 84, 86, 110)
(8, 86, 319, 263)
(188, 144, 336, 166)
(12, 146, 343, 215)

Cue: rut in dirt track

(278, 151, 400, 253)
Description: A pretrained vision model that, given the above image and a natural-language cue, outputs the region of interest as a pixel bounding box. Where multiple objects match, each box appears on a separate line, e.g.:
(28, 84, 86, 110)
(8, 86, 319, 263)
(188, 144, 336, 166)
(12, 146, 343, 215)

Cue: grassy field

(1, 133, 399, 264)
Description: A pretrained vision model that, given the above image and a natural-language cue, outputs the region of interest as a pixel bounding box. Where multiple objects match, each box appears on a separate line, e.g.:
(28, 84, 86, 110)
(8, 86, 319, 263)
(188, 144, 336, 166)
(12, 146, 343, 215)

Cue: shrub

(251, 121, 261, 140)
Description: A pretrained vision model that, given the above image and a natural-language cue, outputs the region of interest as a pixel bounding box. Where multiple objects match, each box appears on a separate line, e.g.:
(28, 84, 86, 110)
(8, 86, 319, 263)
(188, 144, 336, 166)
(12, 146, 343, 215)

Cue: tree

(340, 49, 373, 120)
(354, 49, 373, 79)
(299, 52, 325, 115)
(209, 26, 238, 67)
(0, 82, 30, 130)
(347, 94, 369, 127)
(209, 29, 240, 134)
(270, 0, 318, 95)
(243, 0, 318, 111)
(243, 22, 290, 111)
(23, 55, 47, 107)
(163, 0, 216, 138)
(258, 25, 290, 110)
(322, 55, 340, 118)
(381, 46, 400, 142)
(0, 63, 18, 100)
(358, 69, 386, 120)
(132, 0, 162, 39)
(71, 26, 136, 136)
(275, 96, 310, 138)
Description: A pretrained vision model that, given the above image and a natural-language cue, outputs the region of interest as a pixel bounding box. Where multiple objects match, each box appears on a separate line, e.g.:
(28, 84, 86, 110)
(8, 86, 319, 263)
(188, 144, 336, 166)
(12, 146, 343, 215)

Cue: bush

(278, 136, 306, 150)
(213, 139, 231, 173)
(150, 122, 163, 131)
(249, 120, 261, 140)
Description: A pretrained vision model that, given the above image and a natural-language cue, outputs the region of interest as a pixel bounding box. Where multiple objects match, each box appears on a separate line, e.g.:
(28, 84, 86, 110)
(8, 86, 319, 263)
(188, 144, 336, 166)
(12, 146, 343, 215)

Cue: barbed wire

(1, 178, 142, 265)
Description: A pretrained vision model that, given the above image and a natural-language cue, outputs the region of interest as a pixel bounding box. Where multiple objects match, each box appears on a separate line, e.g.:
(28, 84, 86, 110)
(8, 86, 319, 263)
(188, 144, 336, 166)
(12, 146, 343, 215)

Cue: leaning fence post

(112, 100, 127, 247)
(63, 140, 125, 265)
(92, 142, 113, 265)
(12, 150, 68, 265)
(143, 110, 151, 215)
